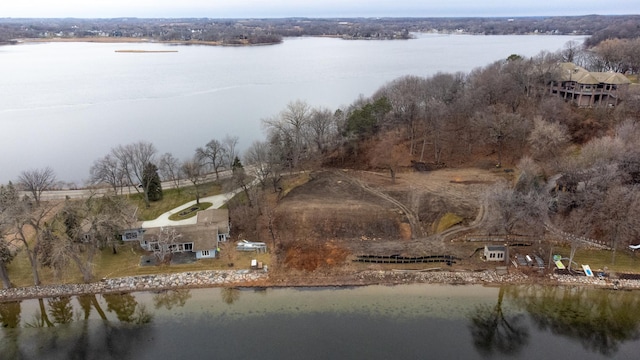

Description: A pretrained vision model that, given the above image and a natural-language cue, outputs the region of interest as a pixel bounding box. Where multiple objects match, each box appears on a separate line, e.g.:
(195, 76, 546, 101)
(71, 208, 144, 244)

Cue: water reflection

(47, 297, 74, 325)
(506, 285, 640, 356)
(1, 285, 640, 359)
(0, 301, 22, 359)
(220, 287, 241, 305)
(469, 287, 529, 356)
(104, 293, 153, 324)
(153, 289, 192, 310)
(0, 301, 20, 328)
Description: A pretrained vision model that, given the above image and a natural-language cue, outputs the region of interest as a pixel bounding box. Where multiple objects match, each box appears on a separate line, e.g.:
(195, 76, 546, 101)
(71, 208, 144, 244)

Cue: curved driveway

(141, 186, 245, 228)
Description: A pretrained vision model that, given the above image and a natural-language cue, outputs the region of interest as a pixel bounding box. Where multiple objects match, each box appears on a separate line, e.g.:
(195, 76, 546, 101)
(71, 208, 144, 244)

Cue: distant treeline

(1, 15, 639, 45)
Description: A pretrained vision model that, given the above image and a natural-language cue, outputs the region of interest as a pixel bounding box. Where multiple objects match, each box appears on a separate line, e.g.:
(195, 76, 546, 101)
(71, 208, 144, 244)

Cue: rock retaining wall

(0, 270, 268, 301)
(2, 269, 639, 301)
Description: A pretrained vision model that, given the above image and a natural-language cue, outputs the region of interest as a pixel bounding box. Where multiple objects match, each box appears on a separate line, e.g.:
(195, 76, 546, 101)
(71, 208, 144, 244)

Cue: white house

(484, 245, 506, 262)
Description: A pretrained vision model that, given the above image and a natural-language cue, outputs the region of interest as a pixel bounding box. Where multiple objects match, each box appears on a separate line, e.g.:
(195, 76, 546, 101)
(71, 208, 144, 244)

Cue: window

(202, 250, 210, 257)
(184, 243, 193, 251)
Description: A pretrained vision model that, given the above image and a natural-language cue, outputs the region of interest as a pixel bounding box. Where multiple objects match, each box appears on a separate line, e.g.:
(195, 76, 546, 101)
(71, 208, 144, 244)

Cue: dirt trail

(332, 170, 424, 238)
(272, 168, 506, 264)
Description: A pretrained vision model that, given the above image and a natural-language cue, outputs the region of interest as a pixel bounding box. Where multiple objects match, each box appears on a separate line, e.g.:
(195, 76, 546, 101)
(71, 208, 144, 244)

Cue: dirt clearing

(271, 168, 508, 271)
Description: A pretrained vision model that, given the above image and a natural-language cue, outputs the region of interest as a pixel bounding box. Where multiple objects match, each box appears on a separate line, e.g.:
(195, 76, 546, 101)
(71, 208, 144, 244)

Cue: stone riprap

(2, 269, 640, 301)
(356, 269, 530, 284)
(0, 270, 268, 301)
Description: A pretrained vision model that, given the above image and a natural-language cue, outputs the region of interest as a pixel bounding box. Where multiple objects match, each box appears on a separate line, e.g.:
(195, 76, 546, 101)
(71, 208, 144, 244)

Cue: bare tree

(43, 193, 136, 283)
(375, 75, 426, 155)
(576, 136, 625, 169)
(18, 167, 56, 205)
(308, 107, 337, 154)
(262, 100, 312, 170)
(561, 40, 582, 63)
(228, 158, 254, 207)
(113, 141, 157, 207)
(222, 135, 239, 170)
(594, 186, 640, 264)
(196, 139, 226, 180)
(419, 99, 448, 164)
(369, 131, 409, 183)
(474, 109, 530, 167)
(152, 227, 182, 263)
(4, 196, 56, 286)
(244, 140, 281, 191)
(181, 157, 206, 204)
(418, 72, 464, 164)
(527, 116, 570, 163)
(0, 183, 18, 288)
(486, 182, 547, 236)
(593, 39, 629, 73)
(90, 154, 125, 194)
(158, 152, 183, 191)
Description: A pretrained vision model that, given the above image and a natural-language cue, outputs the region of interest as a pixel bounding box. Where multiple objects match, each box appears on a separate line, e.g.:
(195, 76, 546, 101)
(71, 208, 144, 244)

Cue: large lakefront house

(550, 62, 631, 107)
(122, 208, 230, 259)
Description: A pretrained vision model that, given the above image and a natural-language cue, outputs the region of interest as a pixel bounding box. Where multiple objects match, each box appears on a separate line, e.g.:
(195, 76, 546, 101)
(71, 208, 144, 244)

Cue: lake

(1, 284, 639, 359)
(0, 34, 585, 184)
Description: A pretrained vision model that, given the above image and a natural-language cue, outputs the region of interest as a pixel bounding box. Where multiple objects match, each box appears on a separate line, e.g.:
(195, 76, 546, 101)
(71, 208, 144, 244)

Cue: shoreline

(1, 268, 637, 302)
(13, 37, 282, 47)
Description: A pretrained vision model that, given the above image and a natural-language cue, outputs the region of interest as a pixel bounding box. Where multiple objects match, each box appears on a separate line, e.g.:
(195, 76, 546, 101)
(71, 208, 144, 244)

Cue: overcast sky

(2, 0, 638, 18)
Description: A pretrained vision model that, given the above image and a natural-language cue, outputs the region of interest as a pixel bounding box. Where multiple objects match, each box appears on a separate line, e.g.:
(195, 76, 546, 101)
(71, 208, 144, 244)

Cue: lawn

(128, 180, 228, 221)
(551, 245, 640, 274)
(6, 242, 272, 288)
(168, 202, 213, 221)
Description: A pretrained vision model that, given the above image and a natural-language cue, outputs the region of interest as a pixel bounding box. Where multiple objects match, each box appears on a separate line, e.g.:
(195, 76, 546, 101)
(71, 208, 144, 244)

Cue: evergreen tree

(231, 156, 244, 174)
(143, 163, 163, 202)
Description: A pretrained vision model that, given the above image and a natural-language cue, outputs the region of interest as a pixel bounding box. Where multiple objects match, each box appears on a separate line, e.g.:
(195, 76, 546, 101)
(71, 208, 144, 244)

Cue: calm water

(0, 34, 584, 184)
(1, 284, 639, 359)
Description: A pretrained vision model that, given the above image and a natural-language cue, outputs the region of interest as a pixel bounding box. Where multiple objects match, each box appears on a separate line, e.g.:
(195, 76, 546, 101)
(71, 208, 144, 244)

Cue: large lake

(1, 284, 640, 359)
(0, 34, 584, 184)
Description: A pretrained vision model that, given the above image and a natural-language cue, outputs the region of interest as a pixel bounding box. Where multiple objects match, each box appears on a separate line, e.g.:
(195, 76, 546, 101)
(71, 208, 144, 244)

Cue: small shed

(484, 245, 506, 262)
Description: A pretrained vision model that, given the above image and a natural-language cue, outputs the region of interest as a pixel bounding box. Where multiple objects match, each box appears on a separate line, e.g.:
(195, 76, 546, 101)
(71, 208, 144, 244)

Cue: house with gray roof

(550, 62, 631, 107)
(124, 208, 230, 260)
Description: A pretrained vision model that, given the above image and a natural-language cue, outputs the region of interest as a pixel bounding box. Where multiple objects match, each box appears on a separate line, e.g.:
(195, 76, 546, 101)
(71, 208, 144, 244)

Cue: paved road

(30, 169, 237, 201)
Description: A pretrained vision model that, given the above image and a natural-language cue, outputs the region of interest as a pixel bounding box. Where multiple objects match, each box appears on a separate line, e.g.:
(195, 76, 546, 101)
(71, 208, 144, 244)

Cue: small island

(115, 49, 178, 53)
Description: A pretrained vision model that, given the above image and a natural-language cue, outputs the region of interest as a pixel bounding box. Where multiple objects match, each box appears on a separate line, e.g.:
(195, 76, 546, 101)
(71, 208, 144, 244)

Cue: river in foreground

(1, 284, 639, 359)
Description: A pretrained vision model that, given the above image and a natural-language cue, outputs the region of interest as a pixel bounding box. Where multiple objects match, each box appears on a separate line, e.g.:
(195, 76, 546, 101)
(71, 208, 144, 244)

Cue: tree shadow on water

(468, 286, 529, 357)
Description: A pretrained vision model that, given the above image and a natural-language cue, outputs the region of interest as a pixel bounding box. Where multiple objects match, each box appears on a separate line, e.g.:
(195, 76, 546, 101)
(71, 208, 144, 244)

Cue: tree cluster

(1, 171, 135, 288)
(90, 141, 162, 207)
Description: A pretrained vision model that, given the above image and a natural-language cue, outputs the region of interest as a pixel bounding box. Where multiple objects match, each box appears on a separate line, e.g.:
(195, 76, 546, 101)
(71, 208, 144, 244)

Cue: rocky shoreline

(2, 268, 639, 301)
(0, 270, 268, 301)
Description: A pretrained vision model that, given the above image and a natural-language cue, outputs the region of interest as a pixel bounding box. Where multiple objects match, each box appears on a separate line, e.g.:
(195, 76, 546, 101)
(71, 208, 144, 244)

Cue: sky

(2, 0, 638, 18)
